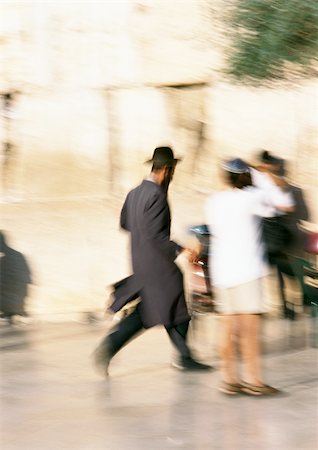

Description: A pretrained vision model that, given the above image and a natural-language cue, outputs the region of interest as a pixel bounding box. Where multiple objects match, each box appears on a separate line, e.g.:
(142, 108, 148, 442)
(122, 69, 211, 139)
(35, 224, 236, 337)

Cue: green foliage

(225, 0, 318, 84)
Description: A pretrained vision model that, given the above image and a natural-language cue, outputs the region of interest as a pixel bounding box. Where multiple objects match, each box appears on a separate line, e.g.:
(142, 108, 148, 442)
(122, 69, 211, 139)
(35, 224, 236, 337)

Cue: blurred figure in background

(252, 150, 303, 258)
(94, 147, 211, 375)
(252, 150, 310, 318)
(251, 150, 295, 263)
(205, 158, 293, 396)
(0, 231, 32, 325)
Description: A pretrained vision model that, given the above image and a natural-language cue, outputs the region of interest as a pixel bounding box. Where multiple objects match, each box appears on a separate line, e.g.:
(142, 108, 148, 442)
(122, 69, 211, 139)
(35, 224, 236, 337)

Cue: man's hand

(185, 248, 200, 263)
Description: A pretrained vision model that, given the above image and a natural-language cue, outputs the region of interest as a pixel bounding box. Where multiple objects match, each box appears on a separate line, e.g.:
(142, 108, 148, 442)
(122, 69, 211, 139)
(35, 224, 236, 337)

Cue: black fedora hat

(259, 149, 281, 165)
(145, 147, 181, 166)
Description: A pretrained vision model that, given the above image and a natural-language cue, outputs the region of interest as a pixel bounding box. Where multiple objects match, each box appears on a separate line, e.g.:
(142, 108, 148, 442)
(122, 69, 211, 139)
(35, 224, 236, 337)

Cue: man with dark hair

(94, 147, 211, 375)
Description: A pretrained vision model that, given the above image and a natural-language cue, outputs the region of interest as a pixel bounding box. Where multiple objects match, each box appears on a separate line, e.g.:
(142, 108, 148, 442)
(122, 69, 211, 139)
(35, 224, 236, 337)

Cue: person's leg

(219, 314, 240, 385)
(103, 306, 144, 356)
(165, 321, 191, 358)
(276, 257, 296, 319)
(94, 306, 144, 374)
(238, 314, 263, 385)
(165, 321, 211, 370)
(239, 313, 280, 394)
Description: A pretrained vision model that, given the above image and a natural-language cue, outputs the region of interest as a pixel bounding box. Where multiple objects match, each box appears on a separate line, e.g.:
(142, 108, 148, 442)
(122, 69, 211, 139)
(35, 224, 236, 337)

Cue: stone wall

(0, 1, 317, 320)
(2, 81, 317, 214)
(1, 1, 316, 203)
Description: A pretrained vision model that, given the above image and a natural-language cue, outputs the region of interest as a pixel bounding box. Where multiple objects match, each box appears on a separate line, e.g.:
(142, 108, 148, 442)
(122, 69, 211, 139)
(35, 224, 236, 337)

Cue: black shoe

(93, 341, 112, 377)
(172, 356, 212, 371)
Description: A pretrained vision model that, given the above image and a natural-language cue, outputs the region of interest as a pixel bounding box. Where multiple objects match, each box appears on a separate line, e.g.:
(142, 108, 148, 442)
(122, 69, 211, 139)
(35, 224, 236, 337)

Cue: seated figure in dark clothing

(0, 231, 32, 324)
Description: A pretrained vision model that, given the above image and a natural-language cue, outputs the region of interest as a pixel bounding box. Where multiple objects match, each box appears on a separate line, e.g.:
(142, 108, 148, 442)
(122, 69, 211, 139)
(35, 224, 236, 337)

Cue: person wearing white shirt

(205, 158, 293, 396)
(250, 167, 294, 219)
(251, 151, 299, 319)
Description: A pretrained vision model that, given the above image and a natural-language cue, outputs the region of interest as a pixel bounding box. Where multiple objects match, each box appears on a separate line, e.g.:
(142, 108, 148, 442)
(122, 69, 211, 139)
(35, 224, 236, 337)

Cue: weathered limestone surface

(0, 2, 317, 317)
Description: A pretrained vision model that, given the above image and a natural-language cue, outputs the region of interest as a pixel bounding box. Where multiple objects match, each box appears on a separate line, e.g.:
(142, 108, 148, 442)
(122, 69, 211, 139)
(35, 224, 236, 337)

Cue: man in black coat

(94, 147, 211, 375)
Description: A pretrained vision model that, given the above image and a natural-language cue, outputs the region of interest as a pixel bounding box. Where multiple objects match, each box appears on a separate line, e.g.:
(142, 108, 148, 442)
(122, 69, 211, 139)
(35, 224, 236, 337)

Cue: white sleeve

(250, 186, 294, 217)
(251, 168, 271, 190)
(267, 185, 295, 209)
(251, 168, 294, 211)
(250, 188, 272, 217)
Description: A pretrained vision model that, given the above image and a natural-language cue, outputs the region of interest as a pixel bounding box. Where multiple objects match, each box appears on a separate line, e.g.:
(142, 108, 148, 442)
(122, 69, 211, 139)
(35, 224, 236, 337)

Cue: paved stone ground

(1, 185, 317, 449)
(1, 314, 318, 450)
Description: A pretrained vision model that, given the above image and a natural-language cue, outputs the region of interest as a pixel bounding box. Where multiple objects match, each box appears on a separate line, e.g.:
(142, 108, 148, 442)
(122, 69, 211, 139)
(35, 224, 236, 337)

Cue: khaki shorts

(215, 279, 266, 315)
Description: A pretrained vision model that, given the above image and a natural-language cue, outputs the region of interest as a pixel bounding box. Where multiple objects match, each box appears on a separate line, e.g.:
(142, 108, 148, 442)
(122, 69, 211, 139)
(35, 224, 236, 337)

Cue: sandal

(219, 382, 242, 395)
(241, 382, 280, 396)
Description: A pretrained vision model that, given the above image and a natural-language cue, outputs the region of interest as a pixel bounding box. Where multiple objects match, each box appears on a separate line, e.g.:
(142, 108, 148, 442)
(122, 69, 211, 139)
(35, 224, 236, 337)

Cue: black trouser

(271, 252, 318, 320)
(103, 306, 191, 359)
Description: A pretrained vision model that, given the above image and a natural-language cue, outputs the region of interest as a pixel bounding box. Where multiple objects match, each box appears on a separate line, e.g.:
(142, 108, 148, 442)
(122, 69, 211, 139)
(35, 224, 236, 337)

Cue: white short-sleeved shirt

(251, 169, 294, 217)
(206, 187, 270, 289)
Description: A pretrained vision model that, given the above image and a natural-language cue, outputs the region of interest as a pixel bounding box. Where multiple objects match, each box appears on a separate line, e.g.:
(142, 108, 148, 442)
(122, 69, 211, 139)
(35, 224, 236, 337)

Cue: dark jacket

(284, 184, 310, 256)
(0, 246, 32, 316)
(109, 180, 190, 328)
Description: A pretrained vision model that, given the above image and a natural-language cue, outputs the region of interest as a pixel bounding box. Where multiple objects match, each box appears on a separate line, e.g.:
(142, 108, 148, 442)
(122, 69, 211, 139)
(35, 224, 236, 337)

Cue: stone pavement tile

(1, 325, 317, 450)
(1, 312, 316, 354)
(0, 320, 104, 350)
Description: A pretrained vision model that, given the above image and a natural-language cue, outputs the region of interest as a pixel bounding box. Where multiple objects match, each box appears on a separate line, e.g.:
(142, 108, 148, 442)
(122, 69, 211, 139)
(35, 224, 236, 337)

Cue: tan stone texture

(1, 2, 317, 318)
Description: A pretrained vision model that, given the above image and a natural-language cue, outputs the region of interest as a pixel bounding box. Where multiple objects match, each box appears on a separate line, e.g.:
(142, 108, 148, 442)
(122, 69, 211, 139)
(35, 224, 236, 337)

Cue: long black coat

(109, 180, 190, 328)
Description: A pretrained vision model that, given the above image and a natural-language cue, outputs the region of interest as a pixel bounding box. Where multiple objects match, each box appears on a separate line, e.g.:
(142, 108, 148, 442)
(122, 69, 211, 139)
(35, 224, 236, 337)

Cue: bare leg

(219, 315, 240, 384)
(239, 314, 263, 386)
